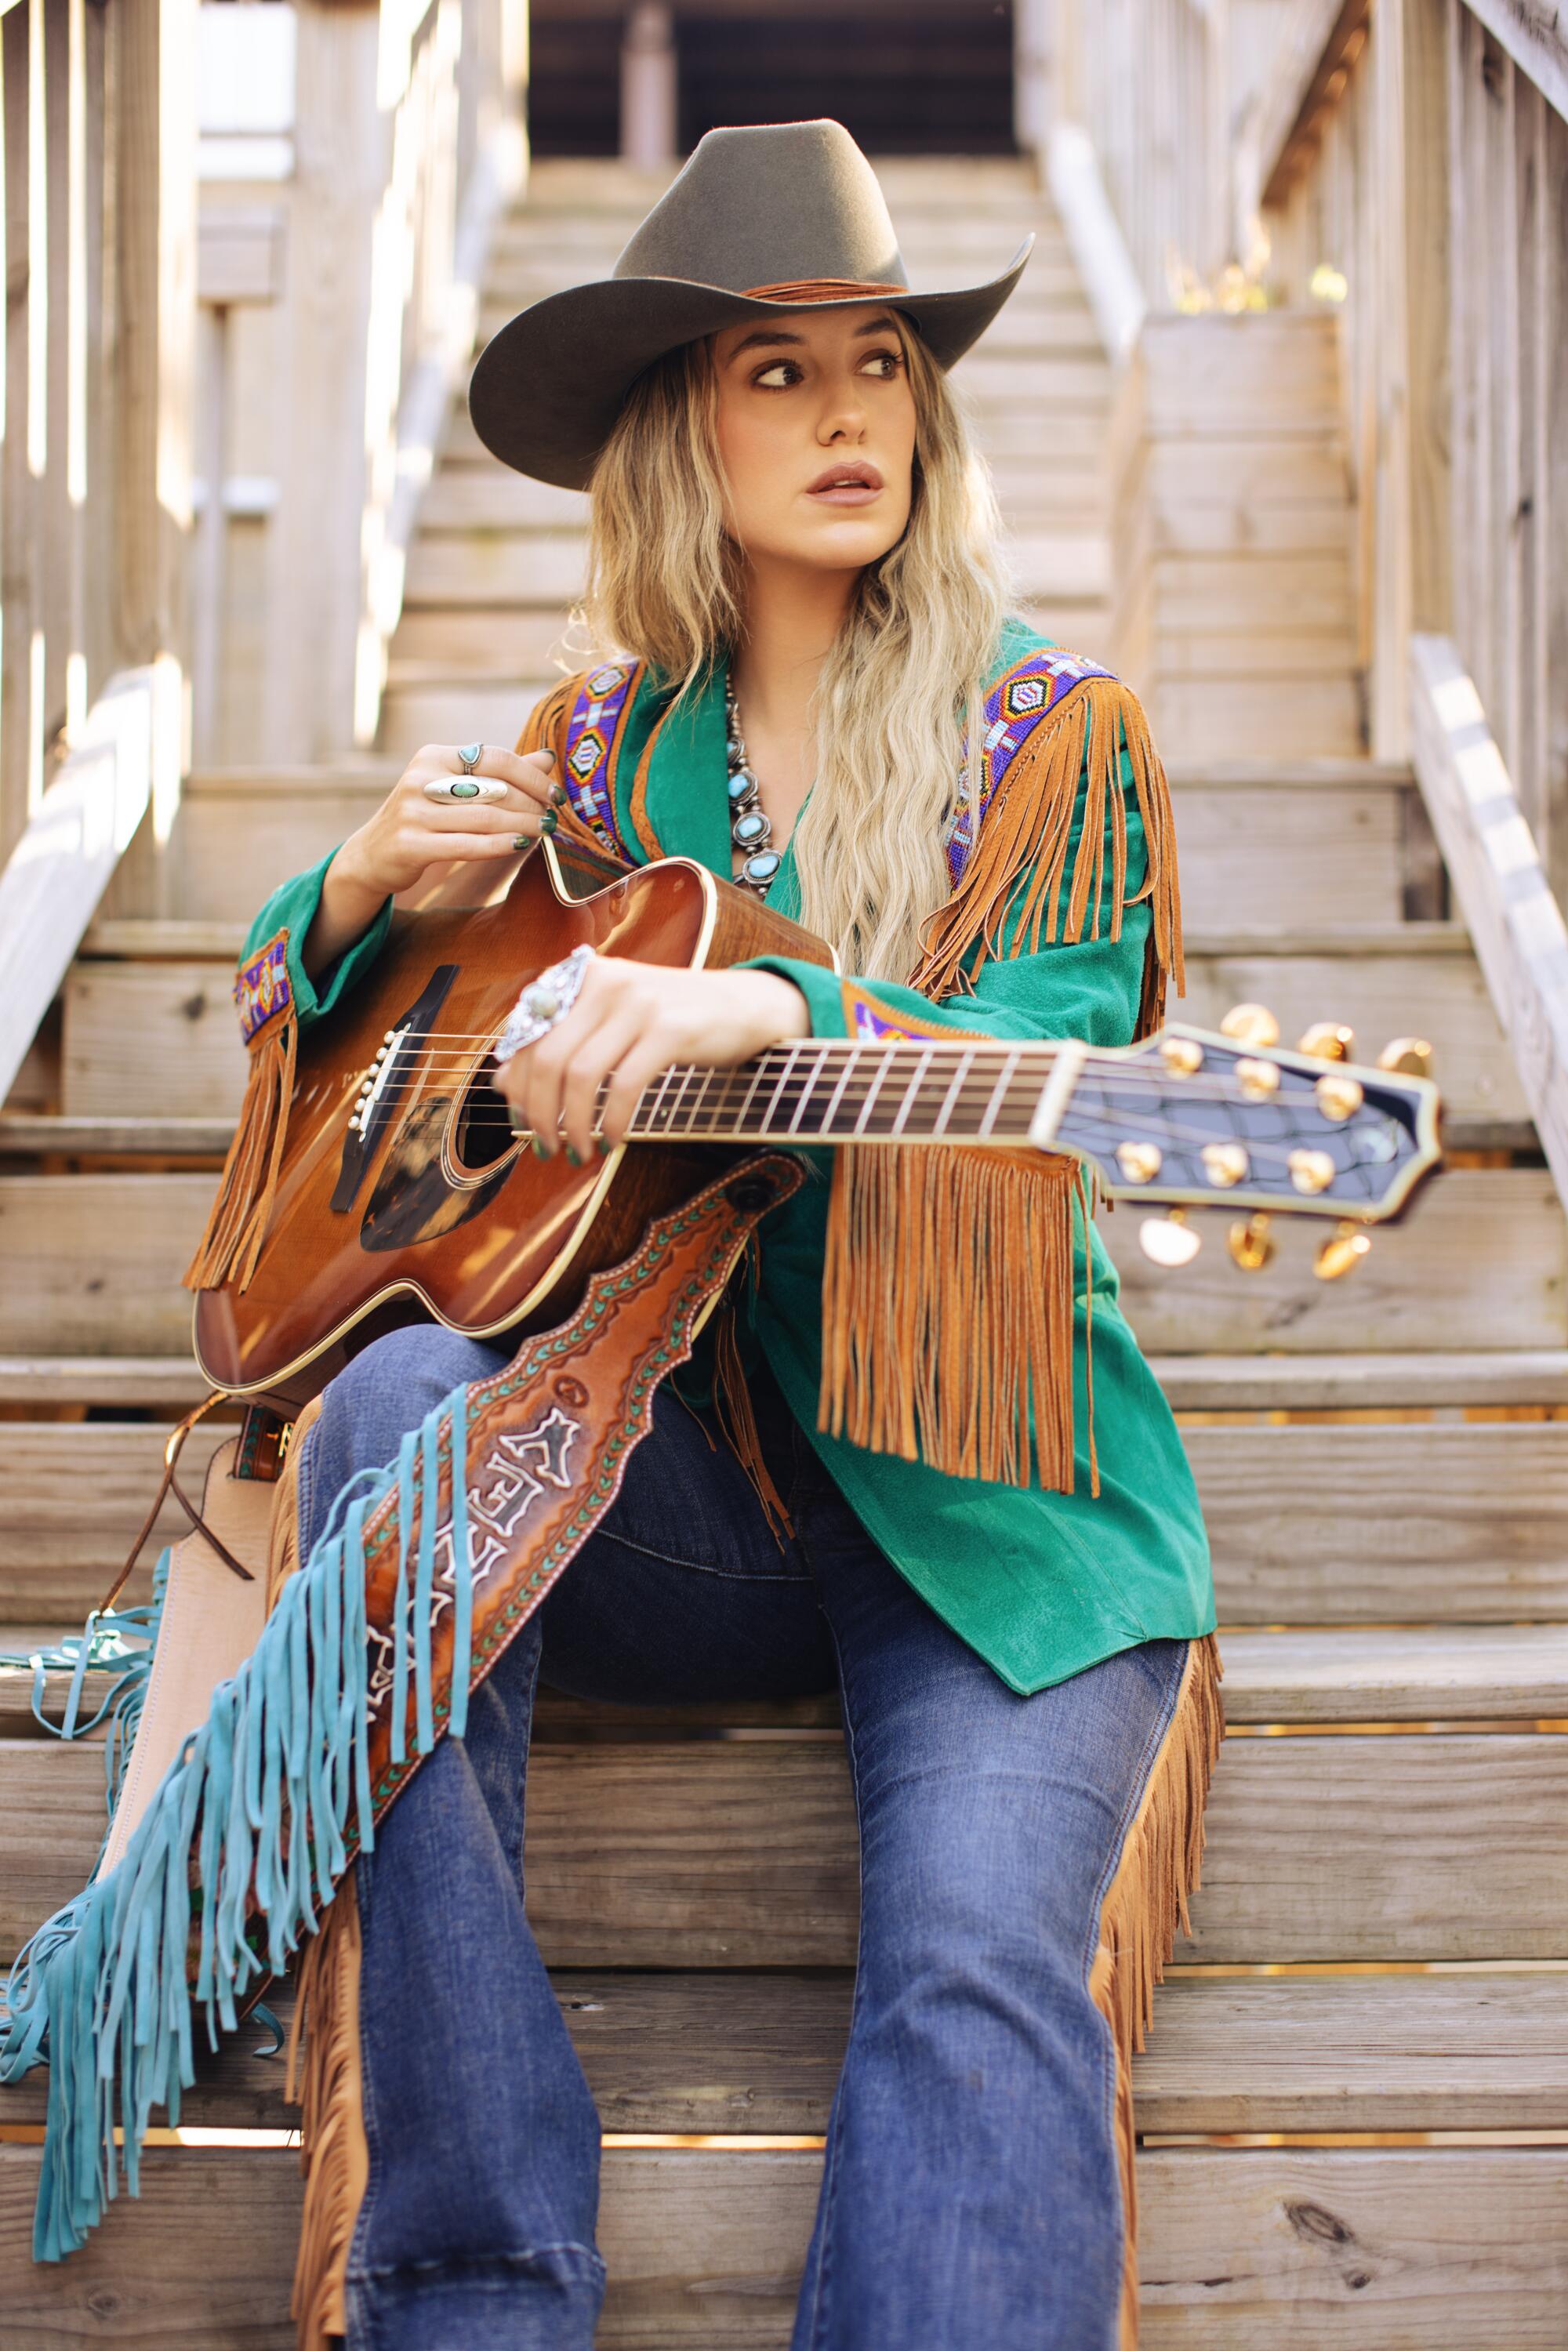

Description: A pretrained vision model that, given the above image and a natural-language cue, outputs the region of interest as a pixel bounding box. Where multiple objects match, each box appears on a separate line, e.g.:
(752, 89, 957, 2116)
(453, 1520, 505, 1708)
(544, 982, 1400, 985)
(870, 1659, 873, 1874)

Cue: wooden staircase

(3, 155, 1567, 2346)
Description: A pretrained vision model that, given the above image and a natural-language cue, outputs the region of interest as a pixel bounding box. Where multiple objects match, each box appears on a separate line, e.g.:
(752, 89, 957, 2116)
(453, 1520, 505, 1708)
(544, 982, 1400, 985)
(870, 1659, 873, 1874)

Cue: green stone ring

(457, 742, 484, 772)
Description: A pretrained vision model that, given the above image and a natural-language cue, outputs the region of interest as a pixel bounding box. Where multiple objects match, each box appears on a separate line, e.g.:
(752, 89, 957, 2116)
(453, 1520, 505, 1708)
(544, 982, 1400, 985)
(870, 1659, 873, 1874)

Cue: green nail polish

(531, 1137, 547, 1159)
(550, 782, 568, 806)
(541, 809, 559, 836)
(513, 833, 530, 851)
(564, 1145, 583, 1167)
(597, 1137, 612, 1157)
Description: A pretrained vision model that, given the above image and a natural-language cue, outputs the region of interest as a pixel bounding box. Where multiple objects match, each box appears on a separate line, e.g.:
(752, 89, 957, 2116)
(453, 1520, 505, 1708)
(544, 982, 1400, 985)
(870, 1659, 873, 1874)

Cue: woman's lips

(805, 463, 884, 506)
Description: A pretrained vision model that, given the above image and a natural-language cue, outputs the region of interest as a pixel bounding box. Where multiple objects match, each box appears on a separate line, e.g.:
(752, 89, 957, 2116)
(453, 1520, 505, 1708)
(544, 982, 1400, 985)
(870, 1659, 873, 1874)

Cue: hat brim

(466, 238, 1033, 490)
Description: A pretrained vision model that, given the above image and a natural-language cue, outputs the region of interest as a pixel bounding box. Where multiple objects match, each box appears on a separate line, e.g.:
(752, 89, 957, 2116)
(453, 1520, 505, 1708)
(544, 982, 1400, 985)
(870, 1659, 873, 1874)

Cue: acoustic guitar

(192, 834, 1443, 1408)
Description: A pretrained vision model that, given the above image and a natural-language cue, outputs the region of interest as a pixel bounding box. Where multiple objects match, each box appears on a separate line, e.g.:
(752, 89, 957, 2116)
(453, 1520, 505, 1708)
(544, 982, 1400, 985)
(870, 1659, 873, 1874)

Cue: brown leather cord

(741, 278, 910, 303)
(96, 1391, 255, 1615)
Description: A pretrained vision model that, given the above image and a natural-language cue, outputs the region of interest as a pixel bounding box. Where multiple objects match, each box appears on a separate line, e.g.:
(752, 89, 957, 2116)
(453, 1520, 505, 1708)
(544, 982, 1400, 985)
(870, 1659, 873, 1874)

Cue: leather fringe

(285, 1872, 368, 2351)
(818, 1145, 1082, 1489)
(910, 675, 1184, 1041)
(1090, 1631, 1225, 2349)
(181, 1014, 297, 1293)
(711, 1271, 793, 1544)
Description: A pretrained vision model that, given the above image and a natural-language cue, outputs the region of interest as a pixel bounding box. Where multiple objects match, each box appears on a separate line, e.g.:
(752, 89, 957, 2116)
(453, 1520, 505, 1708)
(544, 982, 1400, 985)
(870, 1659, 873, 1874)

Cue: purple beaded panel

(562, 662, 639, 856)
(946, 648, 1116, 887)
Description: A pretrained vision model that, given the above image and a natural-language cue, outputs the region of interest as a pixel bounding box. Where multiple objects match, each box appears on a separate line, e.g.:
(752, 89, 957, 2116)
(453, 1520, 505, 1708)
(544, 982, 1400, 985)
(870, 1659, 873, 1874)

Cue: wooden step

(3, 1345, 1564, 1419)
(8, 1725, 1568, 1967)
(4, 1420, 1566, 1632)
(56, 923, 1523, 1125)
(3, 2139, 1564, 2349)
(2, 1967, 1560, 2137)
(0, 1115, 231, 1160)
(401, 524, 1112, 610)
(0, 1168, 1556, 1358)
(5, 1620, 1563, 1742)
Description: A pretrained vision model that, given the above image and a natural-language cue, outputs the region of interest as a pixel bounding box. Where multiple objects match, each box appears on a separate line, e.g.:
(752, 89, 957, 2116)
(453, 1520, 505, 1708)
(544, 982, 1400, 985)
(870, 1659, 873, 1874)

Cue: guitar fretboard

(621, 1039, 1062, 1145)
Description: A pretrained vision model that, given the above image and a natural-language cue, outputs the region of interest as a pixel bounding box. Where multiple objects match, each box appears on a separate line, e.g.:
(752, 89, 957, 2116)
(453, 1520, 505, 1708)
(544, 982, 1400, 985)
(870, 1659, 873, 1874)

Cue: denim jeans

(297, 1323, 1192, 2351)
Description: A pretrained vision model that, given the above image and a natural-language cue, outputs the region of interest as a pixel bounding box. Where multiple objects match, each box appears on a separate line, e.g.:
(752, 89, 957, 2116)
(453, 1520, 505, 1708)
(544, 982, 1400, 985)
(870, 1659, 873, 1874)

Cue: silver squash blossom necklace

(725, 677, 783, 896)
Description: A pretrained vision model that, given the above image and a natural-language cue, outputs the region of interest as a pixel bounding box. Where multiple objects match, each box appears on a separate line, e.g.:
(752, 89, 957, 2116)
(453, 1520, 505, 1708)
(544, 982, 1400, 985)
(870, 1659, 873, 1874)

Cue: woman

(249, 122, 1218, 2351)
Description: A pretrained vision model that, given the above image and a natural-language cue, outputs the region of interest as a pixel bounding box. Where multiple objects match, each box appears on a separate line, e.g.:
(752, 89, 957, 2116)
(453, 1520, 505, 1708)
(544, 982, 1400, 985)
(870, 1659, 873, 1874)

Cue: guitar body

(193, 841, 834, 1407)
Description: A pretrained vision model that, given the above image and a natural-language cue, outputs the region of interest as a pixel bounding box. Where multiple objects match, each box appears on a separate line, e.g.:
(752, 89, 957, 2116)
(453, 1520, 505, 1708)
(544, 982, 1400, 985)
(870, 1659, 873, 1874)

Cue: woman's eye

(753, 359, 802, 389)
(860, 348, 904, 378)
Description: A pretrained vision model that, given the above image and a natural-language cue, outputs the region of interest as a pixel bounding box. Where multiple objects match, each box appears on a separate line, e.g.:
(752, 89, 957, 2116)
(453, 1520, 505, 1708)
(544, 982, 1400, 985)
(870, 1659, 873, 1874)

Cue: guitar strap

(1, 1153, 804, 2347)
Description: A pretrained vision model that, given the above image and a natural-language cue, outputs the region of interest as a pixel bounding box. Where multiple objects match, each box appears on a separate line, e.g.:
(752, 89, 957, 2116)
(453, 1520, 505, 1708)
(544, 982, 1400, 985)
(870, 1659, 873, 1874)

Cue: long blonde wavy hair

(578, 321, 1011, 979)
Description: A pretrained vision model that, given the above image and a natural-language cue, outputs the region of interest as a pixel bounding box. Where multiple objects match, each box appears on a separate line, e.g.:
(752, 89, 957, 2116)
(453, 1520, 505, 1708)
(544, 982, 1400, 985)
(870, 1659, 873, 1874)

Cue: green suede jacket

(240, 619, 1214, 1692)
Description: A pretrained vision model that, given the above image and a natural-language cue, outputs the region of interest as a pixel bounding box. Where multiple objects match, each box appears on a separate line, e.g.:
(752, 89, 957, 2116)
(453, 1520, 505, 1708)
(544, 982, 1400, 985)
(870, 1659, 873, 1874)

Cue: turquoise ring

(423, 770, 506, 806)
(457, 742, 484, 773)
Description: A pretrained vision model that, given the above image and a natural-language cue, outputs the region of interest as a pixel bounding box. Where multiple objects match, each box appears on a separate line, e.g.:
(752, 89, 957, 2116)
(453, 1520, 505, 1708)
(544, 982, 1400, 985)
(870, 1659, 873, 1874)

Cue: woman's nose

(817, 373, 869, 441)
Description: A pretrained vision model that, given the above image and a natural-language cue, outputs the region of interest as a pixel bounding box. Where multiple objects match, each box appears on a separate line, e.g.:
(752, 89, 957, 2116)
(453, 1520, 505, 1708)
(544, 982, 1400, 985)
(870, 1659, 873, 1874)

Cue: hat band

(742, 278, 909, 305)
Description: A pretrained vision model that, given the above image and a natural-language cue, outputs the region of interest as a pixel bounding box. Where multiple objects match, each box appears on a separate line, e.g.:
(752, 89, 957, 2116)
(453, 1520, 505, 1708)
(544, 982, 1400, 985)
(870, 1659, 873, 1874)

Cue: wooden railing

(1258, 0, 1568, 876)
(192, 0, 526, 770)
(0, 0, 195, 1101)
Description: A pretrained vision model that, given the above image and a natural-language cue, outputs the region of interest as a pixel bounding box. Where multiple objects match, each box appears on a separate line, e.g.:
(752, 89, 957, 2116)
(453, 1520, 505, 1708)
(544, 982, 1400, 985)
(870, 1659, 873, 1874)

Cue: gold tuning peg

(1315, 1220, 1372, 1281)
(1219, 1002, 1279, 1048)
(1377, 1036, 1435, 1078)
(1227, 1212, 1275, 1272)
(1138, 1209, 1202, 1268)
(1297, 1021, 1355, 1061)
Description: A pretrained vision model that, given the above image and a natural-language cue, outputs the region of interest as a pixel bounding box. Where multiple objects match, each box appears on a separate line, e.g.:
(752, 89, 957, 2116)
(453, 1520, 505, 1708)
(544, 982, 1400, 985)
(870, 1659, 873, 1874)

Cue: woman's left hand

(495, 956, 811, 1163)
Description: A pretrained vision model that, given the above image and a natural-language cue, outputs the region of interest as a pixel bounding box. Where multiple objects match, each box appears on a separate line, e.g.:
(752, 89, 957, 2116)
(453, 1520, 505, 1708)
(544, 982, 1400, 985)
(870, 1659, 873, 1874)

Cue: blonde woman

(249, 123, 1218, 2351)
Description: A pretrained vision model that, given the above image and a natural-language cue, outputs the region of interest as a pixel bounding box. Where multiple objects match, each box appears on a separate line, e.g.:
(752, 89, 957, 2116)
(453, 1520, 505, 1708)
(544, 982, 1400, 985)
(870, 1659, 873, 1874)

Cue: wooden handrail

(1410, 636, 1568, 1210)
(1045, 124, 1146, 364)
(0, 664, 183, 1108)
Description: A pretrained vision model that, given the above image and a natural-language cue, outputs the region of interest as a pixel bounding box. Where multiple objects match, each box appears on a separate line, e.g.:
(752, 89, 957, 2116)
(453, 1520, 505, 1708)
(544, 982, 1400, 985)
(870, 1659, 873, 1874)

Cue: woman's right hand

(304, 743, 564, 978)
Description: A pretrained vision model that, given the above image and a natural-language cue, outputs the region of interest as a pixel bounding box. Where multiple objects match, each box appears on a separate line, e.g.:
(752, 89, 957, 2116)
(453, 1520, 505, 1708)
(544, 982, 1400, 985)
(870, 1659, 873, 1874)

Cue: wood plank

(5, 1967, 1563, 2138)
(0, 1114, 231, 1159)
(0, 670, 169, 1112)
(7, 1618, 1564, 1744)
(1118, 1169, 1566, 1356)
(1410, 633, 1568, 1207)
(0, 1176, 213, 1354)
(1197, 1423, 1568, 1624)
(0, 1356, 216, 1407)
(0, 1166, 1559, 1359)
(7, 1418, 1568, 1636)
(7, 1729, 1568, 1968)
(0, 1420, 227, 1620)
(2, 2142, 1566, 2349)
(58, 930, 1519, 1122)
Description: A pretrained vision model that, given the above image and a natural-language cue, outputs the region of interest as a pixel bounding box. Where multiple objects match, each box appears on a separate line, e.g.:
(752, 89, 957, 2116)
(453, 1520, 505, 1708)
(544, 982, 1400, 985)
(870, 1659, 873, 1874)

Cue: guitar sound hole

(452, 1072, 519, 1172)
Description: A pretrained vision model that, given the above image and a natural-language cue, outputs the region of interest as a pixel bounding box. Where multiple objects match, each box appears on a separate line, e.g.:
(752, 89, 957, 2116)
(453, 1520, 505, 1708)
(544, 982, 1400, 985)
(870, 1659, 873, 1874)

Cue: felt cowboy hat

(468, 118, 1033, 490)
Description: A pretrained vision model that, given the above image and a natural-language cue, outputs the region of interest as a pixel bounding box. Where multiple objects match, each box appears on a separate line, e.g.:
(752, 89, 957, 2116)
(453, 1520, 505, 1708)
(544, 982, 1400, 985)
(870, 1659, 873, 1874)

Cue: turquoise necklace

(725, 677, 783, 896)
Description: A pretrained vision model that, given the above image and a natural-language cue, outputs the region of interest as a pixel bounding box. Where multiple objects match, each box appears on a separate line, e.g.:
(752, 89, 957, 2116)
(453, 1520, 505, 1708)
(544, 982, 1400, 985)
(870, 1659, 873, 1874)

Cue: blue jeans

(298, 1324, 1192, 2351)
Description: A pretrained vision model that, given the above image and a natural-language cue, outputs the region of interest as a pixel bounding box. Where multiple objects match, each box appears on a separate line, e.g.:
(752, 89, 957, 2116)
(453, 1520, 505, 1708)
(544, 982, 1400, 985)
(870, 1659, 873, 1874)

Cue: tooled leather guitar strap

(2, 1154, 804, 2331)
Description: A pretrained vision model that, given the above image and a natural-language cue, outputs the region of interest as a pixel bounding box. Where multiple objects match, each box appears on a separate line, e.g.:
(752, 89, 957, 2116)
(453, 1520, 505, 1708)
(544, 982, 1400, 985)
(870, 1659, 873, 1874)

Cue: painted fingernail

(550, 782, 568, 806)
(597, 1137, 612, 1156)
(531, 1137, 548, 1159)
(536, 748, 555, 766)
(540, 809, 559, 836)
(564, 1145, 583, 1167)
(513, 833, 530, 851)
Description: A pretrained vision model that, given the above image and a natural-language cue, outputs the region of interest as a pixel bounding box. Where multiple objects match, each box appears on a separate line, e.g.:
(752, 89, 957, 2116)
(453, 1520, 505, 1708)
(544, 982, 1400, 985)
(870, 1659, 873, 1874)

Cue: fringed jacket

(240, 618, 1214, 1692)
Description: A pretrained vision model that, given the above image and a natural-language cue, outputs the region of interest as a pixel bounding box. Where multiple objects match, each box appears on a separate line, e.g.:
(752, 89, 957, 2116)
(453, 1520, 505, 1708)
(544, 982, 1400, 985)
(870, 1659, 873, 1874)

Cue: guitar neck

(620, 1039, 1066, 1148)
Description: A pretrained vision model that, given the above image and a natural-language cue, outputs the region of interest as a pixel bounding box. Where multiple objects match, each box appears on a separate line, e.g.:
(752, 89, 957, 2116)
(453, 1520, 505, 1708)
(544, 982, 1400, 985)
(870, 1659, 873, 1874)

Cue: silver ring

(423, 772, 507, 806)
(457, 742, 484, 773)
(494, 944, 594, 1065)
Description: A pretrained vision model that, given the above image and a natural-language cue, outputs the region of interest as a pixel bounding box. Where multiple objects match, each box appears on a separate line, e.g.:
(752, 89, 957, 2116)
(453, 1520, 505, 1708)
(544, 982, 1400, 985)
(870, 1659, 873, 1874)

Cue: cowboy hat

(468, 118, 1032, 490)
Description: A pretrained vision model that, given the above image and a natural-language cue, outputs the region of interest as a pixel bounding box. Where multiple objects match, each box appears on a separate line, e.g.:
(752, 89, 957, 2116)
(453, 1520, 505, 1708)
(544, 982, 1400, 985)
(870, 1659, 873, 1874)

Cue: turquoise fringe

(0, 1376, 474, 2263)
(0, 1547, 172, 1849)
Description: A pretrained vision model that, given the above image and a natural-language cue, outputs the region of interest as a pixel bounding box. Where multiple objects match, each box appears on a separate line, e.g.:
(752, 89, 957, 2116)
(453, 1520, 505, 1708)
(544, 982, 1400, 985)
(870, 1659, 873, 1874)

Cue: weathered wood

(0, 1166, 1557, 1359)
(6, 1420, 1568, 1634)
(7, 1729, 1568, 1968)
(1461, 0, 1568, 121)
(5, 1967, 1560, 2137)
(1410, 633, 1568, 1209)
(1161, 1348, 1568, 1410)
(1118, 1170, 1566, 1357)
(2, 2141, 1566, 2348)
(53, 927, 1521, 1122)
(0, 668, 175, 1112)
(0, 1114, 231, 1159)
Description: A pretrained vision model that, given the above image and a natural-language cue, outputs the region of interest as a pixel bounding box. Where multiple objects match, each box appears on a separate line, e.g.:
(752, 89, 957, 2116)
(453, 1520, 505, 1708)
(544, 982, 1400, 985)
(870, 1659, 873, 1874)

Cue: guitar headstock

(1040, 1010, 1441, 1276)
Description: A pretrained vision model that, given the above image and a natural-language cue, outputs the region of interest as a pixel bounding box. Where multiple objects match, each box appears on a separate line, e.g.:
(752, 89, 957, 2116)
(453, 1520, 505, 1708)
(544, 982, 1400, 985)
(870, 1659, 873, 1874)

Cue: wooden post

(620, 4, 676, 171)
(259, 0, 384, 764)
(111, 0, 196, 695)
